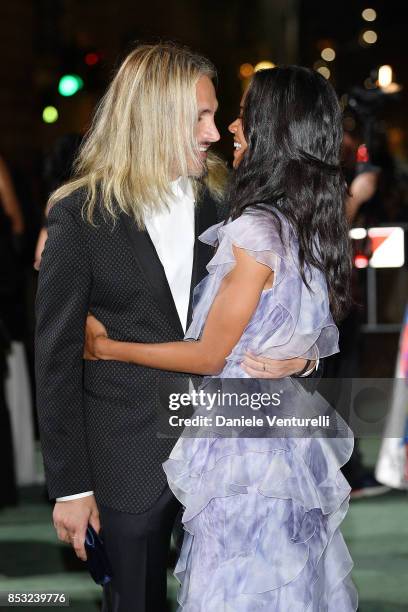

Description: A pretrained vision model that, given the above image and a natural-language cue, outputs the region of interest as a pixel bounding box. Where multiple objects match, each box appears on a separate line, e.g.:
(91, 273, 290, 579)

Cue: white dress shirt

(144, 177, 195, 332)
(57, 177, 195, 502)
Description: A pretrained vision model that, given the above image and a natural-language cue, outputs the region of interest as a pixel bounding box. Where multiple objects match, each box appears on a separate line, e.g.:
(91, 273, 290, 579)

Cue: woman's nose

(228, 119, 238, 134)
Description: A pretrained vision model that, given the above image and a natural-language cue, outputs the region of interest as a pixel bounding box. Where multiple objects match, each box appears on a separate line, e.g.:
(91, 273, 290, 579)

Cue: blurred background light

(317, 65, 331, 79)
(378, 64, 393, 88)
(362, 30, 378, 44)
(362, 8, 377, 22)
(350, 228, 368, 240)
(321, 47, 336, 61)
(354, 254, 369, 269)
(84, 52, 100, 66)
(239, 63, 254, 78)
(254, 60, 275, 72)
(357, 143, 370, 163)
(42, 106, 58, 123)
(58, 74, 84, 97)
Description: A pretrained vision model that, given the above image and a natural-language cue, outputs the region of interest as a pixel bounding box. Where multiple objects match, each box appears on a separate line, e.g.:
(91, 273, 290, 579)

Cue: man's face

(189, 75, 220, 176)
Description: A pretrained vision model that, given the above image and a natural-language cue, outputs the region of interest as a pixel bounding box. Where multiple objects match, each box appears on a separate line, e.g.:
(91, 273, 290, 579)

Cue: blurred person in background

(327, 126, 393, 498)
(343, 129, 380, 224)
(0, 155, 25, 237)
(0, 155, 25, 334)
(0, 317, 17, 508)
(350, 129, 408, 226)
(340, 124, 408, 497)
(0, 155, 25, 508)
(375, 304, 408, 489)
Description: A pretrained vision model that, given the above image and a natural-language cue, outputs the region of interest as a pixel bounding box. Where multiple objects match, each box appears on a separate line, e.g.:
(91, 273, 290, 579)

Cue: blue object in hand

(84, 524, 113, 586)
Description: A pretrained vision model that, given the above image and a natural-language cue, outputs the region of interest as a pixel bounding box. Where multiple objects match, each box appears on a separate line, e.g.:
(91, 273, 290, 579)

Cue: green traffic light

(58, 74, 84, 97)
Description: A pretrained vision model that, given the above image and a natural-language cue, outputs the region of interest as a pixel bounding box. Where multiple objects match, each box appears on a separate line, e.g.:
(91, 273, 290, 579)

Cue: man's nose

(207, 121, 220, 143)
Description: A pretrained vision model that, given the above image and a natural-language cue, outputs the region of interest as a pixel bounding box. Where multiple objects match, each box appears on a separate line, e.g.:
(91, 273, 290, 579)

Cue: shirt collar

(171, 176, 194, 201)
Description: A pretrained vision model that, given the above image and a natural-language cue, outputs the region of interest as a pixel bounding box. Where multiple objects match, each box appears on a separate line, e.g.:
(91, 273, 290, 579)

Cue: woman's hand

(84, 314, 109, 360)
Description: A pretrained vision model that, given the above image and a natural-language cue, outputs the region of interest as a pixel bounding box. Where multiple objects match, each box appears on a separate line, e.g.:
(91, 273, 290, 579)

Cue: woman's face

(228, 94, 248, 169)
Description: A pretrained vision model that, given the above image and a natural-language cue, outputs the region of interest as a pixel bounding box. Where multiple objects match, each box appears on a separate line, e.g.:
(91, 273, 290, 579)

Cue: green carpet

(0, 440, 406, 611)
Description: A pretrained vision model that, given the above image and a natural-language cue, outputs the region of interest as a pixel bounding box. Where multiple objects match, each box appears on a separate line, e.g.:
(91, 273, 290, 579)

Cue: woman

(86, 66, 358, 610)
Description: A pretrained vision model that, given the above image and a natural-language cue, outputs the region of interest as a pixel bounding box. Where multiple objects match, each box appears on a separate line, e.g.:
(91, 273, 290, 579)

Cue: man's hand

(241, 351, 315, 378)
(53, 495, 100, 561)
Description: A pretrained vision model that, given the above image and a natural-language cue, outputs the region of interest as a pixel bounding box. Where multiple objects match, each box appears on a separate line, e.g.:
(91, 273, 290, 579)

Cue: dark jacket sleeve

(35, 194, 93, 499)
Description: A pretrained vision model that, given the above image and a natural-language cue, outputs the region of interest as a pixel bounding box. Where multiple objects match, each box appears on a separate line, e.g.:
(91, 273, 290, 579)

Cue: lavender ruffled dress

(163, 210, 358, 611)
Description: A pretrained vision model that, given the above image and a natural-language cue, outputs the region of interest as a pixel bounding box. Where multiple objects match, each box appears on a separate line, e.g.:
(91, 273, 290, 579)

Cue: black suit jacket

(35, 186, 227, 514)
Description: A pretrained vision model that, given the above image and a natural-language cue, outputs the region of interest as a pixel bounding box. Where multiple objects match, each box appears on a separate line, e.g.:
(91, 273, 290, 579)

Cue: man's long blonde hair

(49, 43, 228, 226)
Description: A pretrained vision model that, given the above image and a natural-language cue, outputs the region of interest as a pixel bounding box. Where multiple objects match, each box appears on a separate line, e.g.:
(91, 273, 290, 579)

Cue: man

(35, 44, 312, 611)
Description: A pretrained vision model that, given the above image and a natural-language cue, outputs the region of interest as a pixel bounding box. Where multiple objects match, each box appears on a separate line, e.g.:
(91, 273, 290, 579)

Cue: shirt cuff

(56, 491, 94, 502)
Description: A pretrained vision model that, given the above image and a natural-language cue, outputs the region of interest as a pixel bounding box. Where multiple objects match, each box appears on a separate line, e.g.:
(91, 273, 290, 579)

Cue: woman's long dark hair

(227, 66, 351, 321)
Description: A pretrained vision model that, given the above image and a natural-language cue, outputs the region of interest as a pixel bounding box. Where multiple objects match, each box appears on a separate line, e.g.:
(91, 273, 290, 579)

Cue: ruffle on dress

(185, 211, 339, 368)
(163, 434, 358, 611)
